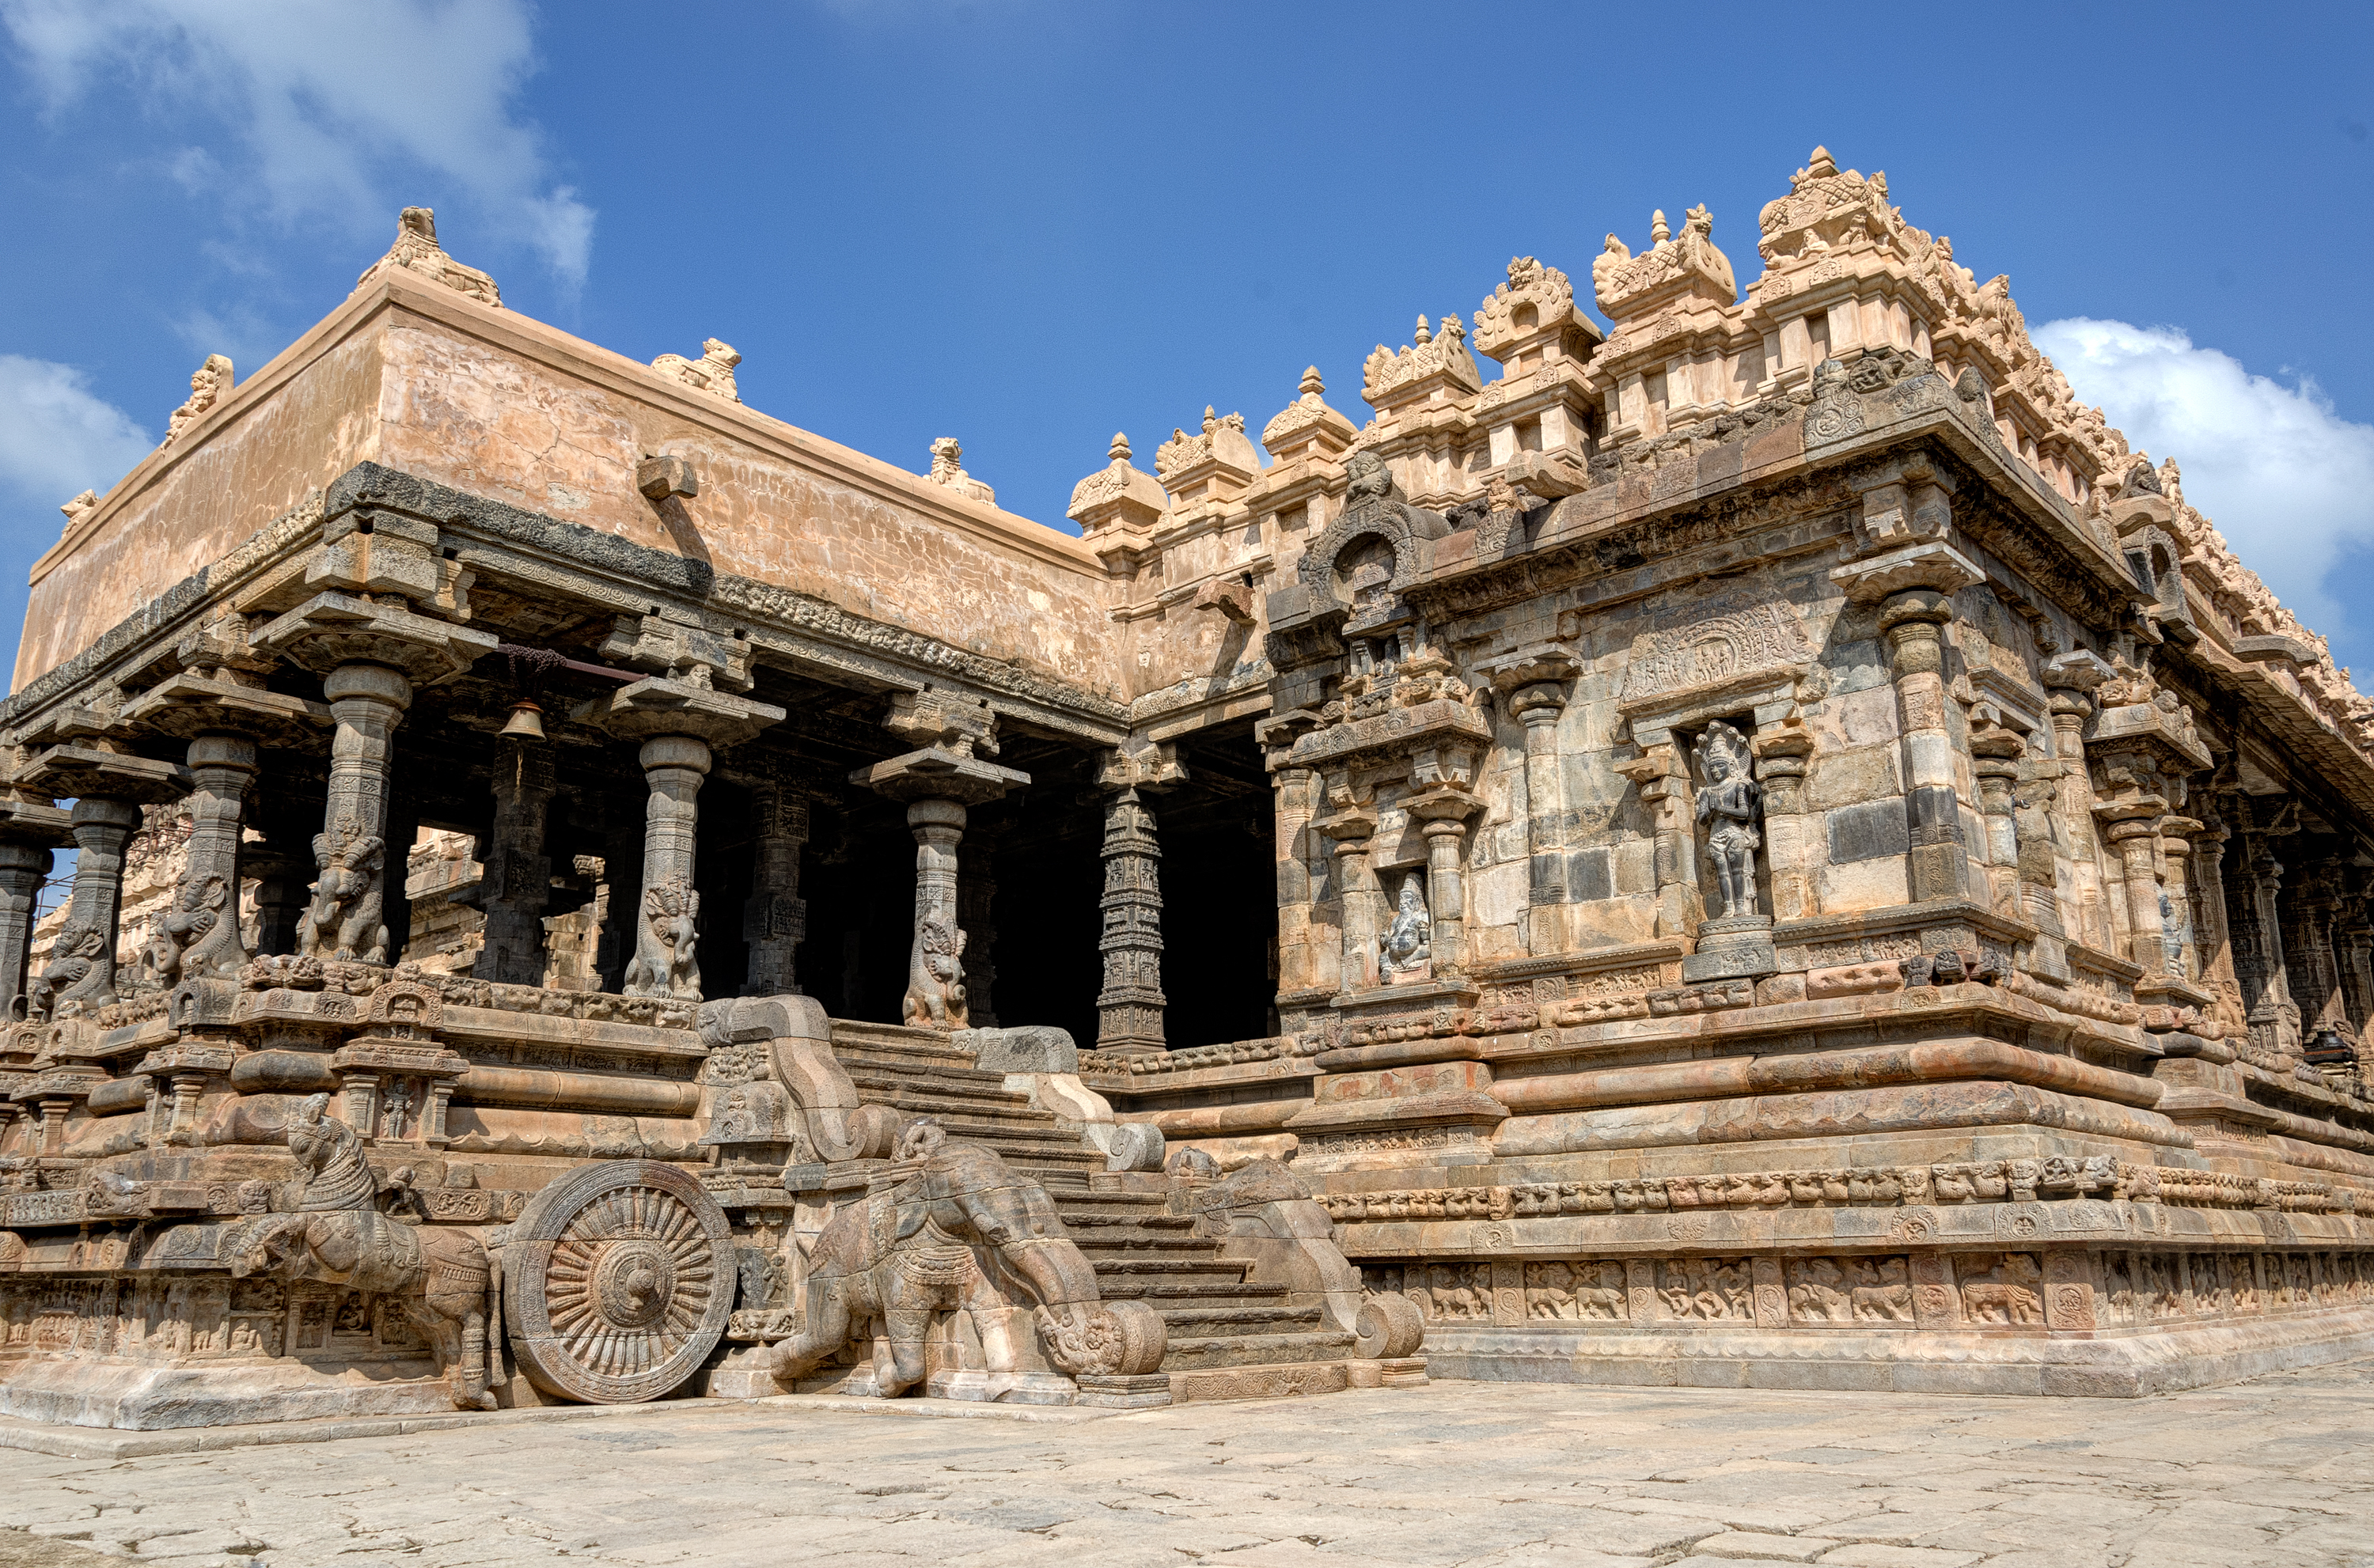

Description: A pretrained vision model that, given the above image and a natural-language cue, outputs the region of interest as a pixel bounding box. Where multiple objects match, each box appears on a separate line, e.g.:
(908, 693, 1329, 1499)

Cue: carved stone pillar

(2222, 805, 2300, 1065)
(851, 698, 1025, 1032)
(577, 674, 786, 1002)
(40, 799, 145, 1017)
(1878, 589, 1970, 904)
(1317, 801, 1382, 992)
(2283, 866, 2346, 1043)
(1094, 789, 1167, 1054)
(2098, 811, 2168, 976)
(957, 829, 999, 1027)
(1970, 728, 2023, 918)
(300, 664, 412, 964)
(480, 736, 557, 986)
(0, 778, 68, 1019)
(1750, 722, 1815, 922)
(1512, 684, 1569, 951)
(2158, 818, 2205, 988)
(625, 736, 708, 998)
(2190, 817, 2243, 1028)
(1614, 745, 1699, 940)
(2044, 669, 2111, 951)
(0, 843, 51, 1019)
(2333, 900, 2373, 1048)
(1409, 785, 1485, 976)
(1092, 741, 1185, 1054)
(169, 734, 260, 980)
(1269, 765, 1327, 997)
(738, 775, 810, 998)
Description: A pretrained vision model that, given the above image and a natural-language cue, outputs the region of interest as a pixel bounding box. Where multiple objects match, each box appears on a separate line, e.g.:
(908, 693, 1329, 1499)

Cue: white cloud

(1, 0, 595, 284)
(2036, 317, 2374, 646)
(0, 355, 154, 517)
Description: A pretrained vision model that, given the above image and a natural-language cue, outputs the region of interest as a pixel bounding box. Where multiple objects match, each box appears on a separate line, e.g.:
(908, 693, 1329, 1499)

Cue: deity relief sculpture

(223, 1094, 496, 1409)
(1379, 873, 1433, 982)
(1693, 721, 1764, 921)
(299, 819, 388, 964)
(904, 911, 969, 1029)
(767, 1119, 1162, 1398)
(135, 873, 235, 991)
(624, 877, 701, 999)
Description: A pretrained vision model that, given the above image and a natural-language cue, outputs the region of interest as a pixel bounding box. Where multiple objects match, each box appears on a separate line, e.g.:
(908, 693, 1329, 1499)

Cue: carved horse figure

(223, 1093, 497, 1408)
(770, 1119, 1159, 1397)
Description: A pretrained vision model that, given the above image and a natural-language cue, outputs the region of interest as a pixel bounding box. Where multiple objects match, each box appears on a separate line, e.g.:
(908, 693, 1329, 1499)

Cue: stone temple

(2, 148, 2370, 1429)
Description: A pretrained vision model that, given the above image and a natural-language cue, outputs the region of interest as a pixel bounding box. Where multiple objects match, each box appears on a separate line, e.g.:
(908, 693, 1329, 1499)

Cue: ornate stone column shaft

(1751, 725, 1815, 922)
(1095, 788, 1166, 1053)
(1323, 812, 1382, 992)
(1878, 589, 1970, 903)
(0, 843, 52, 1017)
(2100, 813, 2169, 975)
(1512, 684, 1570, 953)
(852, 703, 1024, 1032)
(625, 735, 709, 998)
(739, 777, 810, 998)
(2190, 819, 2243, 1028)
(43, 798, 145, 1016)
(1269, 766, 1328, 997)
(956, 830, 999, 1027)
(161, 733, 260, 981)
(480, 736, 556, 986)
(303, 663, 413, 964)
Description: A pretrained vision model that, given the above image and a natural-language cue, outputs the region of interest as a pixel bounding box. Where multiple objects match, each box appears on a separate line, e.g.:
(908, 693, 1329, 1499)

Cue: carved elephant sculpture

(770, 1119, 1162, 1398)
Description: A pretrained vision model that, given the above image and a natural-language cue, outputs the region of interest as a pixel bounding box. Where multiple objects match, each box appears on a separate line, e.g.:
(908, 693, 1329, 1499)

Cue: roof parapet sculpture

(1363, 312, 1482, 415)
(1261, 366, 1357, 464)
(1592, 206, 1738, 320)
(355, 206, 500, 309)
(925, 437, 995, 505)
(163, 355, 233, 445)
(653, 338, 742, 403)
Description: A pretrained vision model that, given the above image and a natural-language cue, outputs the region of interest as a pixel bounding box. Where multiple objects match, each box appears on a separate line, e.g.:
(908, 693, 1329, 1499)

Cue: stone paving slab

(0, 1361, 2368, 1568)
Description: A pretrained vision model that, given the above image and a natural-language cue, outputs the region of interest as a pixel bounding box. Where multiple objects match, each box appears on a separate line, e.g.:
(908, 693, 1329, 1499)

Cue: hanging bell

(499, 700, 547, 740)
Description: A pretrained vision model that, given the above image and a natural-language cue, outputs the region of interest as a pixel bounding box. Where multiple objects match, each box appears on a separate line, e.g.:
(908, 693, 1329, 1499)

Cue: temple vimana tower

(2, 148, 2369, 1430)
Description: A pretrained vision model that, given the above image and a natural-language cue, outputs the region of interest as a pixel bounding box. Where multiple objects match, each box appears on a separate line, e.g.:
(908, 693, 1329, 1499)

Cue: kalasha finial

(1299, 365, 1324, 397)
(1806, 146, 1837, 177)
(1413, 314, 1432, 344)
(1108, 431, 1132, 464)
(1202, 404, 1217, 434)
(1651, 210, 1671, 245)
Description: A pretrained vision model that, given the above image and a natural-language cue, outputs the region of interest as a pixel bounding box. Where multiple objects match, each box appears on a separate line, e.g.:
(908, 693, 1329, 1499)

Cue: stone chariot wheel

(503, 1159, 734, 1403)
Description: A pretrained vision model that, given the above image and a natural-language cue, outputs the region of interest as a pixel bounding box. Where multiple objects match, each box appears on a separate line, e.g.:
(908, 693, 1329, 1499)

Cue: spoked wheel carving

(503, 1160, 734, 1403)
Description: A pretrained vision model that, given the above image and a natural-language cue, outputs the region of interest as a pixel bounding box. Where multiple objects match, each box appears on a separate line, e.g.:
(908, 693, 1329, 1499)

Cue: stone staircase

(829, 1021, 1359, 1396)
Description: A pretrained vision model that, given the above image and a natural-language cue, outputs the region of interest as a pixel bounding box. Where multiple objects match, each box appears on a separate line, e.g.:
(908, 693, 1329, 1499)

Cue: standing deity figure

(1693, 721, 1764, 921)
(1378, 873, 1433, 980)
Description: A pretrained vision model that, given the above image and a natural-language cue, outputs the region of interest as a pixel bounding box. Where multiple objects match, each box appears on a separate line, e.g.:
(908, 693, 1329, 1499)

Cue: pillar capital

(1097, 739, 1187, 793)
(578, 676, 783, 750)
(852, 746, 1027, 808)
(119, 670, 331, 748)
(254, 590, 497, 685)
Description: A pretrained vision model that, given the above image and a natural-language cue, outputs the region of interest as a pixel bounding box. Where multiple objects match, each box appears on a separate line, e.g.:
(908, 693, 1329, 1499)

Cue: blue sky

(4, 0, 2372, 680)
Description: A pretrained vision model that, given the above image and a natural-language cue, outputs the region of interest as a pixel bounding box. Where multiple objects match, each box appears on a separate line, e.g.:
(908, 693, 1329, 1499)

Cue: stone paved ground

(3, 1360, 2370, 1568)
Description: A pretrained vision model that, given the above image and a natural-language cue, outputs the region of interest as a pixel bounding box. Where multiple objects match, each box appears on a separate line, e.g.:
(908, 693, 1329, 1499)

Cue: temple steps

(829, 1022, 1359, 1382)
(1161, 1331, 1359, 1369)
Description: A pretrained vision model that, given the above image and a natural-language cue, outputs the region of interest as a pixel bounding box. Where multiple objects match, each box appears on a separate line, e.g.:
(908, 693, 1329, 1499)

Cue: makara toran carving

(2, 146, 2369, 1427)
